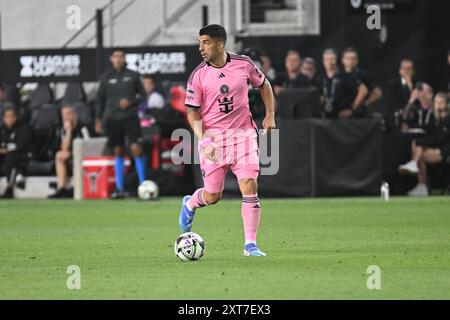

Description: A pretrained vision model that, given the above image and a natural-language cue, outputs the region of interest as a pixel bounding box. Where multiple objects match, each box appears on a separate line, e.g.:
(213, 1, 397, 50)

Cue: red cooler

(82, 156, 131, 199)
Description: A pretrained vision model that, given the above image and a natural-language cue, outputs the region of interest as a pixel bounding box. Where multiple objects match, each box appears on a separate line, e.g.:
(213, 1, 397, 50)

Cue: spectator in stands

(0, 107, 31, 199)
(95, 48, 146, 199)
(260, 52, 276, 83)
(48, 105, 91, 199)
(386, 58, 418, 115)
(300, 57, 319, 88)
(341, 47, 382, 117)
(398, 92, 450, 196)
(138, 75, 166, 119)
(0, 85, 6, 116)
(273, 50, 310, 96)
(319, 48, 360, 119)
(447, 49, 450, 97)
(401, 82, 434, 133)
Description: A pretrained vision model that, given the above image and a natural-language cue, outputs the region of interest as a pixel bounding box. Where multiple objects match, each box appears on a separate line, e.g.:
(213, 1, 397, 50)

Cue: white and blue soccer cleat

(243, 243, 266, 257)
(178, 195, 195, 233)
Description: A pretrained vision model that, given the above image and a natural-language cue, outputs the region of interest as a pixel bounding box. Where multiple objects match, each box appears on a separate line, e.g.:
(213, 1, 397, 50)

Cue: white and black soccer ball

(138, 180, 159, 200)
(174, 232, 205, 261)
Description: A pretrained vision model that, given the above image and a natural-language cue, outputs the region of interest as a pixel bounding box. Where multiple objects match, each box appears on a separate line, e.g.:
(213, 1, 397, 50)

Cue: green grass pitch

(0, 197, 449, 299)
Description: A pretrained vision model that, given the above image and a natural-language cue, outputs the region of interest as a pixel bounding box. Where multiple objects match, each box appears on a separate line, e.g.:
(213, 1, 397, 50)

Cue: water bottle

(380, 182, 390, 201)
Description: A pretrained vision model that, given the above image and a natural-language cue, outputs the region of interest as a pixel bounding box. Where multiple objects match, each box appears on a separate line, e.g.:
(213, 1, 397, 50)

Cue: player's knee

(239, 178, 258, 195)
(204, 192, 222, 205)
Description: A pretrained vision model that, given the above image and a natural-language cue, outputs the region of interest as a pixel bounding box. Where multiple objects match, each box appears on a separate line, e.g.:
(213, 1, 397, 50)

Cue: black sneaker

(110, 190, 128, 199)
(48, 188, 70, 199)
(1, 187, 14, 199)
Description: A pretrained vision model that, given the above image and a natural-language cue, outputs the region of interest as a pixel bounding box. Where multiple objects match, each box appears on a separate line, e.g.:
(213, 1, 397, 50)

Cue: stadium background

(0, 0, 448, 197)
(0, 0, 449, 198)
(0, 0, 450, 301)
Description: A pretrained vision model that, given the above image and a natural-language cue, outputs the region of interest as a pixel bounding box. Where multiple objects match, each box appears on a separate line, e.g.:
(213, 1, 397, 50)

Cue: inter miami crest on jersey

(220, 84, 229, 94)
(218, 84, 233, 114)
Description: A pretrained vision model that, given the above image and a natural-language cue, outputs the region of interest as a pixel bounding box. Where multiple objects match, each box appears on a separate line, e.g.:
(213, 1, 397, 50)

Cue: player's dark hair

(199, 24, 227, 44)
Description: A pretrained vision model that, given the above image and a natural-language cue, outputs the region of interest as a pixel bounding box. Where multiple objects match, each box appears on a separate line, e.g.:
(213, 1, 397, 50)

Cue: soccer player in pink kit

(179, 25, 276, 257)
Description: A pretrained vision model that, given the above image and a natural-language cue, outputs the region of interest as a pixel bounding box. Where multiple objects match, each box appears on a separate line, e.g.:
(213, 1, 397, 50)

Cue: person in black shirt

(398, 93, 450, 196)
(48, 105, 91, 199)
(319, 48, 360, 119)
(0, 106, 31, 199)
(341, 47, 382, 118)
(273, 50, 311, 96)
(447, 49, 450, 97)
(401, 82, 434, 133)
(96, 48, 146, 199)
(386, 58, 418, 121)
(0, 85, 6, 116)
(300, 57, 320, 89)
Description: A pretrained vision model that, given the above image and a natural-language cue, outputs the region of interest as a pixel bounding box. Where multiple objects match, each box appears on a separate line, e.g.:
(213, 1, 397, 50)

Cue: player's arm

(186, 106, 217, 162)
(259, 78, 276, 134)
(186, 107, 204, 140)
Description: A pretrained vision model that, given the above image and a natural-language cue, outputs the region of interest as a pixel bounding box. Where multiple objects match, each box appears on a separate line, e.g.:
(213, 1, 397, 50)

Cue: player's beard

(203, 51, 221, 65)
(201, 53, 212, 63)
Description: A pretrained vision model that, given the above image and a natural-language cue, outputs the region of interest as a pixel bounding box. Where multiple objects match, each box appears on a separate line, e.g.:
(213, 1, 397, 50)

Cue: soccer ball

(174, 232, 205, 261)
(138, 180, 159, 200)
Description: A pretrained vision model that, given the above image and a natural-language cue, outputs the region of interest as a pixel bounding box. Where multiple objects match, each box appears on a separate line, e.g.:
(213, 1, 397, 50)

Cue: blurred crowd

(1, 47, 449, 198)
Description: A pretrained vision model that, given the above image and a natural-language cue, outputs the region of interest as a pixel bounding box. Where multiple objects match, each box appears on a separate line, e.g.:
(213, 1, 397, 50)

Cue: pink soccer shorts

(199, 137, 260, 194)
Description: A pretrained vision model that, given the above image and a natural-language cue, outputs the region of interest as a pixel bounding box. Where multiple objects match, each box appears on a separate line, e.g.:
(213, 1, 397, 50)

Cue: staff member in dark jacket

(0, 106, 31, 198)
(95, 48, 146, 199)
(399, 93, 450, 196)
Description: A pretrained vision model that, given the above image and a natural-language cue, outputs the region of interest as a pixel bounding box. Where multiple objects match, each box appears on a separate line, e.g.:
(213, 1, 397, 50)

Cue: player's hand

(95, 119, 102, 134)
(119, 98, 131, 110)
(203, 144, 218, 162)
(262, 113, 276, 135)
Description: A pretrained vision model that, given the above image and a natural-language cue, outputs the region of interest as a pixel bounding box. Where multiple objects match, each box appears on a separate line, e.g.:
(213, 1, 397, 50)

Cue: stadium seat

(28, 104, 59, 131)
(27, 83, 54, 109)
(72, 102, 93, 127)
(27, 104, 59, 175)
(61, 82, 87, 105)
(3, 84, 21, 108)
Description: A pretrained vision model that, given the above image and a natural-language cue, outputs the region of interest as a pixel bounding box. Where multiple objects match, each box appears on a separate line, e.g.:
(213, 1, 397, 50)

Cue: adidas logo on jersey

(218, 73, 225, 78)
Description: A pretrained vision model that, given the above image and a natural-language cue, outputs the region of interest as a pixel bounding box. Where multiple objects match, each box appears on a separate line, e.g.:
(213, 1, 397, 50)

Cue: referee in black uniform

(96, 48, 146, 199)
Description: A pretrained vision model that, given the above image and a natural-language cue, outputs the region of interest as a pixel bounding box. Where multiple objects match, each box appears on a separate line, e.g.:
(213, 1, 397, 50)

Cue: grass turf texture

(0, 197, 449, 299)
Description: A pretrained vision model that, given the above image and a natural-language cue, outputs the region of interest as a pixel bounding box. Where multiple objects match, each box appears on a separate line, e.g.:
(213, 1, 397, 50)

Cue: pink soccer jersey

(185, 53, 265, 145)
